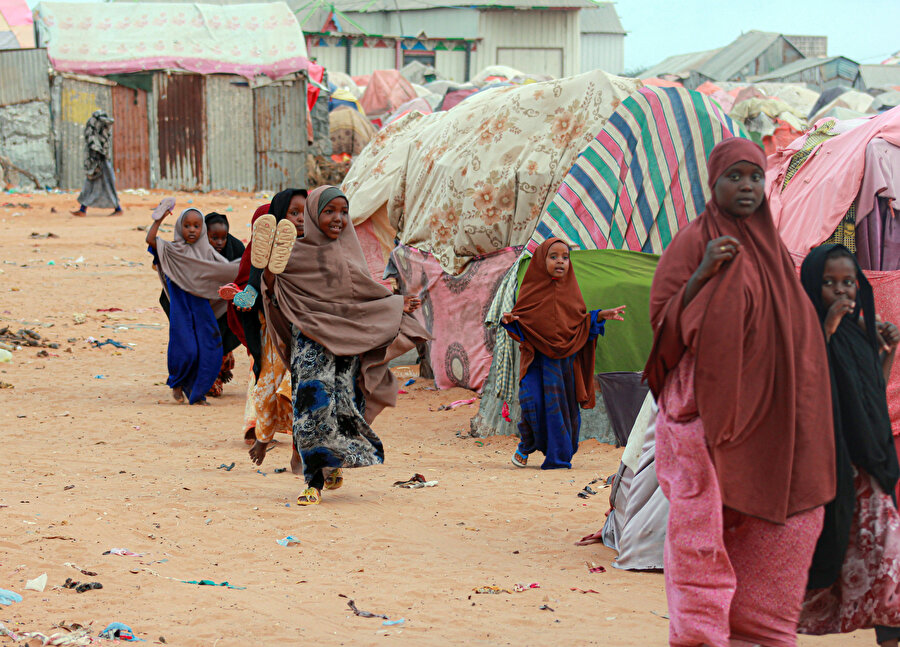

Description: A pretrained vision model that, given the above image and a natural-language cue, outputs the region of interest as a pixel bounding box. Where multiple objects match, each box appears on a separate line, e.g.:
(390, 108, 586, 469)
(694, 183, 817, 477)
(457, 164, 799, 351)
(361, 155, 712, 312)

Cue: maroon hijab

(644, 137, 835, 524)
(511, 238, 597, 408)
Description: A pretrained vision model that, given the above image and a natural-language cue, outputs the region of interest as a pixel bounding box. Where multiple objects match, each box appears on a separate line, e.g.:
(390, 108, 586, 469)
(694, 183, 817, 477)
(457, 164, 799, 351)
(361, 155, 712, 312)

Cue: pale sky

(616, 0, 900, 73)
(25, 0, 900, 72)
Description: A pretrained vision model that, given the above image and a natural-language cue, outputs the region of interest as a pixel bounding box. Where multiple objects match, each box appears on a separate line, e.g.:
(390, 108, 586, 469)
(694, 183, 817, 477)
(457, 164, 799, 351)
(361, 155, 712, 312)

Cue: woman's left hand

(877, 320, 900, 354)
(403, 295, 421, 314)
(598, 305, 626, 321)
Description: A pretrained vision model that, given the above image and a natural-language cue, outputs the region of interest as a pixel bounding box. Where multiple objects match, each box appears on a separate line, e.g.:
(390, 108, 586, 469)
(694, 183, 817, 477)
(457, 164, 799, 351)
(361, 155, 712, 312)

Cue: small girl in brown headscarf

(501, 238, 625, 469)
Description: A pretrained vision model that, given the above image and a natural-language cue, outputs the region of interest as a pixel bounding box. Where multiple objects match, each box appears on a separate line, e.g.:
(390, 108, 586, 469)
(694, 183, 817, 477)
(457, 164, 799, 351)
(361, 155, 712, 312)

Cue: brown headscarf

(644, 137, 835, 524)
(511, 238, 597, 409)
(155, 208, 240, 318)
(263, 186, 430, 423)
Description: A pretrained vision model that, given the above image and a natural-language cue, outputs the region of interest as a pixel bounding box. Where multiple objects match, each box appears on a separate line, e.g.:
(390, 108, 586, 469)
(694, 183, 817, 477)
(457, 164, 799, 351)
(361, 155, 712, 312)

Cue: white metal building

(301, 0, 625, 80)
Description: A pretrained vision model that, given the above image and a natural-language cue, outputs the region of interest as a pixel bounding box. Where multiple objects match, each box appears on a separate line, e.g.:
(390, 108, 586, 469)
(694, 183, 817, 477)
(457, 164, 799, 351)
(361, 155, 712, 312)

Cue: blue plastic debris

(403, 378, 416, 387)
(0, 588, 22, 606)
(383, 619, 405, 626)
(276, 536, 301, 547)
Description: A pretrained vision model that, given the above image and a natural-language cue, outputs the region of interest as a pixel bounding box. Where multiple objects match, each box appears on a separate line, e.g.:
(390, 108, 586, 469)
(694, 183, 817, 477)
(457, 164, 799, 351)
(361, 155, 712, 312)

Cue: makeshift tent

(400, 60, 439, 85)
(809, 89, 875, 123)
(359, 69, 417, 120)
(330, 106, 376, 157)
(34, 1, 309, 79)
(342, 70, 641, 390)
(384, 96, 432, 126)
(328, 71, 361, 98)
(439, 87, 478, 111)
(473, 85, 749, 438)
(471, 65, 522, 86)
(729, 97, 806, 154)
(328, 88, 363, 113)
(0, 0, 34, 49)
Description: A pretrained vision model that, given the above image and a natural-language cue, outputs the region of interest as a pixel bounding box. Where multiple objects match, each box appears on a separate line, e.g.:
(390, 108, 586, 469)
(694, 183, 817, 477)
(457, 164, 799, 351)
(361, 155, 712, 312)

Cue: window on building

(402, 51, 436, 68)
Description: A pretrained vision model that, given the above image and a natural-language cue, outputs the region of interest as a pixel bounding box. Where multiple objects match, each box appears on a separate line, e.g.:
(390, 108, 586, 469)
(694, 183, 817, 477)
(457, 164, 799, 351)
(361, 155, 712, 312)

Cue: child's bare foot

(194, 399, 210, 406)
(249, 440, 268, 466)
(244, 428, 256, 446)
(172, 386, 184, 403)
(290, 446, 302, 475)
(70, 209, 85, 217)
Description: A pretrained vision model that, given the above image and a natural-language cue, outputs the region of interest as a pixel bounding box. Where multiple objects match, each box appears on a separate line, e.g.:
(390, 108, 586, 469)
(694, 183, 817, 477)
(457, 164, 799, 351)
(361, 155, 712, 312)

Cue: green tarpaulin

(516, 248, 659, 374)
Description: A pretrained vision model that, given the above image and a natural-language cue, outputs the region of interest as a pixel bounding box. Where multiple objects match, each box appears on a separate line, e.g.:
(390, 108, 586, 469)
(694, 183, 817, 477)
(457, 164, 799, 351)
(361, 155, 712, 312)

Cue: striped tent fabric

(527, 86, 748, 255)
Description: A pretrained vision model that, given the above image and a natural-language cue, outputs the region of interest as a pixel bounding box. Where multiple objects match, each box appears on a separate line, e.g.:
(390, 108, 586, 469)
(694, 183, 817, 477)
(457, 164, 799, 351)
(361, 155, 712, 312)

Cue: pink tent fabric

(391, 245, 520, 391)
(359, 70, 417, 117)
(642, 78, 683, 88)
(0, 0, 34, 48)
(695, 81, 723, 96)
(768, 109, 900, 256)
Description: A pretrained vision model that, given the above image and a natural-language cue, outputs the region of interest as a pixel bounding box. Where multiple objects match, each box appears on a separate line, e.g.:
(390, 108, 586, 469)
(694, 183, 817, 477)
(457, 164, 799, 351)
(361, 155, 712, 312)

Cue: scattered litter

(181, 579, 245, 590)
(90, 338, 130, 350)
(64, 563, 98, 577)
(256, 469, 267, 476)
(63, 577, 103, 593)
(217, 462, 235, 471)
(100, 622, 143, 641)
(513, 583, 541, 592)
(570, 587, 601, 594)
(473, 586, 512, 595)
(273, 467, 287, 473)
(383, 619, 405, 626)
(651, 610, 670, 620)
(47, 260, 55, 265)
(397, 389, 408, 394)
(474, 441, 484, 447)
(0, 381, 12, 388)
(276, 536, 301, 547)
(345, 599, 388, 619)
(0, 349, 10, 363)
(392, 474, 438, 488)
(73, 313, 86, 324)
(0, 588, 22, 606)
(539, 604, 555, 612)
(1, 326, 57, 349)
(501, 401, 512, 422)
(578, 477, 606, 499)
(94, 375, 105, 379)
(403, 378, 416, 386)
(29, 232, 59, 239)
(436, 398, 477, 411)
(96, 308, 124, 312)
(104, 548, 142, 556)
(2, 622, 94, 646)
(586, 561, 606, 574)
(24, 573, 47, 592)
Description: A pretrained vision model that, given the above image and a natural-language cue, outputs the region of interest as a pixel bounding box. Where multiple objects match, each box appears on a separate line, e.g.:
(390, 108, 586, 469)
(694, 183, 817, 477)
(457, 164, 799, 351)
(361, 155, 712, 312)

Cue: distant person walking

(71, 110, 122, 217)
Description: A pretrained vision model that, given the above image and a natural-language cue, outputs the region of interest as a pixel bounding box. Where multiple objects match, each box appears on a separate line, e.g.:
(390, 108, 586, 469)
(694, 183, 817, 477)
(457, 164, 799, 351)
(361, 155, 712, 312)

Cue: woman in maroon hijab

(644, 137, 836, 647)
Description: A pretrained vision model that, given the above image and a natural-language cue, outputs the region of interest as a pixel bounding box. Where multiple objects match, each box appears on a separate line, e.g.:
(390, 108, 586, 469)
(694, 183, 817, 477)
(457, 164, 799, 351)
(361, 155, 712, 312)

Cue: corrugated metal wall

(0, 49, 50, 106)
(580, 33, 624, 75)
(205, 75, 255, 192)
(254, 80, 308, 192)
(53, 76, 113, 191)
(350, 47, 395, 77)
(309, 44, 347, 75)
(435, 50, 467, 82)
(111, 85, 150, 189)
(476, 9, 580, 78)
(155, 73, 207, 191)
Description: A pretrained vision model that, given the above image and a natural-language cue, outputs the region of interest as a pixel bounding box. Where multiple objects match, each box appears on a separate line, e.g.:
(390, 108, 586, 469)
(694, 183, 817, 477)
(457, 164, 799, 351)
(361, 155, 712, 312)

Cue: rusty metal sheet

(0, 49, 50, 107)
(111, 84, 150, 189)
(53, 76, 113, 191)
(205, 75, 254, 192)
(254, 79, 308, 192)
(155, 73, 207, 191)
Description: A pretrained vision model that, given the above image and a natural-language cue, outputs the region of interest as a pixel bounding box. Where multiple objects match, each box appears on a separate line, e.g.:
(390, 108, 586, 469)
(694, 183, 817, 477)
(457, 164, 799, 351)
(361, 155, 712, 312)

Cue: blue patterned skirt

(290, 326, 384, 485)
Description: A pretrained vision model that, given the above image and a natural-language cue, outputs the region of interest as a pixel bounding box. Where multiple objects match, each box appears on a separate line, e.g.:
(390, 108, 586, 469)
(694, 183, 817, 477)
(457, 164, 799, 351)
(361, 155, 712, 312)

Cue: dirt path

(0, 191, 866, 645)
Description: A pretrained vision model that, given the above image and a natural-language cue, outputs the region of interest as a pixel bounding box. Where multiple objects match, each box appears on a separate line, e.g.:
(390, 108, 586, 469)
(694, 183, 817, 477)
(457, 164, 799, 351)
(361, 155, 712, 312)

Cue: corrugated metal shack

(0, 48, 56, 188)
(0, 56, 311, 191)
(54, 71, 309, 192)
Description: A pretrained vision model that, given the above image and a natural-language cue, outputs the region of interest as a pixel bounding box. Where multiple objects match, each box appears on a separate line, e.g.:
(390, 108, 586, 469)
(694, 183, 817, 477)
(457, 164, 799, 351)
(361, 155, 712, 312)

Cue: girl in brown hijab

(262, 186, 428, 505)
(501, 238, 625, 469)
(644, 137, 836, 647)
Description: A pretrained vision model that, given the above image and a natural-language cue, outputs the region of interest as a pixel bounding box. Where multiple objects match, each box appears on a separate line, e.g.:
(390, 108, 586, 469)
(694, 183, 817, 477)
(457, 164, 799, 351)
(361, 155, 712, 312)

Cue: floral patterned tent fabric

(35, 1, 309, 79)
(342, 70, 642, 276)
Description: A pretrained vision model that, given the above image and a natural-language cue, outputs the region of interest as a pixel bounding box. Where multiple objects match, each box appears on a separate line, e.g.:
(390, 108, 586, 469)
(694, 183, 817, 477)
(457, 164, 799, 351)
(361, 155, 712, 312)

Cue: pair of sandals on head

(219, 215, 296, 308)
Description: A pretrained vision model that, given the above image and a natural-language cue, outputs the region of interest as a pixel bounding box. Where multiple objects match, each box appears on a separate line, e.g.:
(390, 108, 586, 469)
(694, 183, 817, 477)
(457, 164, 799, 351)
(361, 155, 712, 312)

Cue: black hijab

(239, 188, 307, 379)
(800, 244, 900, 589)
(205, 212, 245, 262)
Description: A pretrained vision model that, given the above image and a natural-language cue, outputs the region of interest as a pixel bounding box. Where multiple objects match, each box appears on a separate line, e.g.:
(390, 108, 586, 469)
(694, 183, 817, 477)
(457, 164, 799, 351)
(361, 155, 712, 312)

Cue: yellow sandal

(297, 487, 321, 506)
(323, 468, 344, 491)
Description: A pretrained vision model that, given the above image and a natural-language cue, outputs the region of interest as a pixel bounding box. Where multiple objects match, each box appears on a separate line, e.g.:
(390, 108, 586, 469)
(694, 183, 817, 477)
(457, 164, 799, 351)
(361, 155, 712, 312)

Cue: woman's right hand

(824, 298, 854, 339)
(501, 312, 519, 325)
(696, 236, 741, 281)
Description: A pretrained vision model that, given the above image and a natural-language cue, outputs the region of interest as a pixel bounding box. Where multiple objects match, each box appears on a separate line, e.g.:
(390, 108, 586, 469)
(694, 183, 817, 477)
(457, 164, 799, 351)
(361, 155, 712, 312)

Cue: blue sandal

(233, 284, 258, 310)
(511, 450, 528, 468)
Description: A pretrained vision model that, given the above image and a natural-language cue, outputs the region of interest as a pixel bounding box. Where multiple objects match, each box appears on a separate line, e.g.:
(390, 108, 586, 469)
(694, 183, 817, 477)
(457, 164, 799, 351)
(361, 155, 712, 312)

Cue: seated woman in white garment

(576, 392, 668, 571)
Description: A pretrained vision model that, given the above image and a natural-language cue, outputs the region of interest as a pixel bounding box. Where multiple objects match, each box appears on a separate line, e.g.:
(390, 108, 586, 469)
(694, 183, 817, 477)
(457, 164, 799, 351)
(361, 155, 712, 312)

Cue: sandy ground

(0, 191, 869, 645)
